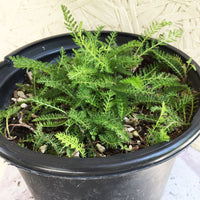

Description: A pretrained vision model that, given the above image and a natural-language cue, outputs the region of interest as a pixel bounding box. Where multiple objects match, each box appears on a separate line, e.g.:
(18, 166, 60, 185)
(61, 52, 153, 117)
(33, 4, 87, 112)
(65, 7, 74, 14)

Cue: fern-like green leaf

(5, 106, 21, 118)
(151, 49, 184, 79)
(56, 132, 86, 157)
(33, 113, 67, 122)
(27, 97, 68, 115)
(99, 131, 123, 148)
(120, 76, 144, 90)
(103, 90, 115, 113)
(93, 113, 129, 142)
(61, 5, 82, 37)
(10, 56, 54, 75)
(68, 109, 91, 130)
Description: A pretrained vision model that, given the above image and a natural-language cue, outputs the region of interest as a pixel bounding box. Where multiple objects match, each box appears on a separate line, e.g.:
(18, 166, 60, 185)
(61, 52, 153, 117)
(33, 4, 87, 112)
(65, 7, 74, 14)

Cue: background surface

(1, 0, 200, 64)
(0, 0, 200, 199)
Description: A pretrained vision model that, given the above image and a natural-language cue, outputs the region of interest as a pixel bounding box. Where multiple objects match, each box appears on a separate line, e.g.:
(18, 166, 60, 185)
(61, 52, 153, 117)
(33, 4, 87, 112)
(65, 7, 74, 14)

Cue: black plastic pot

(0, 32, 200, 200)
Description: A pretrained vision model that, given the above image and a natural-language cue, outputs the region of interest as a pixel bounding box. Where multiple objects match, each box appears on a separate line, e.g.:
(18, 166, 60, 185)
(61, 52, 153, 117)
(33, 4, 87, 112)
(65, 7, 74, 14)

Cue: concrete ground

(0, 1, 200, 199)
(0, 146, 199, 200)
(162, 147, 200, 200)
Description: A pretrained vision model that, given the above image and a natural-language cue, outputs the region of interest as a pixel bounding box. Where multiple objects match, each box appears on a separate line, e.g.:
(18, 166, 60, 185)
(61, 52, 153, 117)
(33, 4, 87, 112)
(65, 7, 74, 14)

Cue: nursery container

(0, 32, 200, 200)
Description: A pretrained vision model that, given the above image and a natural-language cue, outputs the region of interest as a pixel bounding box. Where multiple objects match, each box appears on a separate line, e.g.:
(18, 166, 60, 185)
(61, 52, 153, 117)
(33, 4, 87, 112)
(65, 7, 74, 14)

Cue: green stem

(33, 69, 37, 96)
(187, 97, 194, 123)
(6, 117, 11, 138)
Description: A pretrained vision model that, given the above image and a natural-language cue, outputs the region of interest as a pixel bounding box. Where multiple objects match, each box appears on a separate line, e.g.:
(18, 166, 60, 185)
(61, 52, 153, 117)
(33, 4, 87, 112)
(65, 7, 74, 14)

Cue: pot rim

(0, 32, 200, 177)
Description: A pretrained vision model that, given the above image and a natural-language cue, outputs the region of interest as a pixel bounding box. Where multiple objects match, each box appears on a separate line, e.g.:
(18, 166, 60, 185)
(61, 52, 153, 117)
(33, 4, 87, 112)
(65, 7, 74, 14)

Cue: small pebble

(27, 93, 33, 98)
(137, 140, 141, 145)
(11, 98, 17, 102)
(124, 117, 130, 123)
(133, 131, 139, 137)
(96, 143, 106, 153)
(72, 150, 80, 158)
(20, 103, 28, 108)
(99, 154, 106, 157)
(127, 127, 135, 132)
(129, 145, 133, 150)
(39, 144, 47, 153)
(125, 125, 135, 138)
(31, 113, 38, 118)
(17, 98, 25, 102)
(17, 91, 27, 99)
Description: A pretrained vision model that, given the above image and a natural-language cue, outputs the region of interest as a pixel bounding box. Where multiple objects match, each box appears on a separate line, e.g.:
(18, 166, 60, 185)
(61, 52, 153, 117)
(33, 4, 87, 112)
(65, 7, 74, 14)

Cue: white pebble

(17, 91, 27, 99)
(11, 98, 17, 102)
(20, 103, 28, 108)
(133, 131, 139, 137)
(124, 117, 130, 123)
(127, 127, 135, 132)
(96, 143, 106, 153)
(17, 98, 25, 102)
(39, 144, 47, 153)
(137, 140, 141, 145)
(27, 93, 33, 98)
(72, 150, 80, 158)
(31, 113, 38, 118)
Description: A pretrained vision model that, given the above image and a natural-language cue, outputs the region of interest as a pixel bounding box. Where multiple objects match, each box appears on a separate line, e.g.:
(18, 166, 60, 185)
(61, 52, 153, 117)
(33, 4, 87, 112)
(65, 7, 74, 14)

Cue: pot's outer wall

(19, 158, 175, 200)
(0, 32, 200, 200)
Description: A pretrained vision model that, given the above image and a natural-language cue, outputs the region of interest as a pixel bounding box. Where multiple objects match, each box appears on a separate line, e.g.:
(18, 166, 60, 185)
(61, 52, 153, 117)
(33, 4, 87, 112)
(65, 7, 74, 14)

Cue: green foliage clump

(0, 5, 198, 158)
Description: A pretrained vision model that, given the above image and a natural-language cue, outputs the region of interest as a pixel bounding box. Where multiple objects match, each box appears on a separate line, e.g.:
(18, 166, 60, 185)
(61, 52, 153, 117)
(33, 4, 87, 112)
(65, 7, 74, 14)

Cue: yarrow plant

(0, 5, 198, 158)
